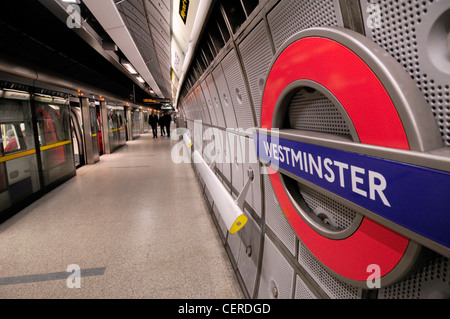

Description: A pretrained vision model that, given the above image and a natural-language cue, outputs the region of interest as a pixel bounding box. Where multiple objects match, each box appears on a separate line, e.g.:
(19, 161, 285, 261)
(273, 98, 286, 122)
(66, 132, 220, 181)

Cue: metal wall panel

(263, 174, 297, 256)
(219, 129, 231, 184)
(227, 218, 241, 265)
(235, 214, 262, 297)
(148, 0, 170, 24)
(258, 234, 294, 299)
(267, 0, 341, 51)
(294, 275, 318, 299)
(205, 74, 227, 128)
(221, 49, 256, 129)
(212, 64, 238, 128)
(200, 80, 218, 126)
(238, 21, 274, 127)
(378, 254, 449, 299)
(192, 86, 207, 124)
(241, 135, 262, 217)
(227, 132, 245, 194)
(360, 0, 450, 147)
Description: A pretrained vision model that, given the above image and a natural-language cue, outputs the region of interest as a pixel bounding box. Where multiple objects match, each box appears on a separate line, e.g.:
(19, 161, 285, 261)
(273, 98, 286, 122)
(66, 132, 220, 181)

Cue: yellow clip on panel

(229, 214, 248, 234)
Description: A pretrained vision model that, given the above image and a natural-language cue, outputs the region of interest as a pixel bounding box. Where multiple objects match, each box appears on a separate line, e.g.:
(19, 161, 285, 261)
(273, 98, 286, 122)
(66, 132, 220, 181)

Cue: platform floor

(0, 132, 244, 299)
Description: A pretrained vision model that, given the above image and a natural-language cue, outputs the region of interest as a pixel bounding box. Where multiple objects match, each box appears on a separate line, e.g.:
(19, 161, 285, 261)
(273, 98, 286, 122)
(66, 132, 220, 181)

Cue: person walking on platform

(148, 110, 159, 138)
(164, 112, 171, 137)
(159, 113, 166, 136)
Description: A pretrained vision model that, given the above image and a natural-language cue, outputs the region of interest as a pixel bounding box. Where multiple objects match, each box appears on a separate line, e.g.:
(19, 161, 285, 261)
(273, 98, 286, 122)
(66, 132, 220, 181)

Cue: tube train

(176, 0, 450, 298)
(0, 60, 153, 222)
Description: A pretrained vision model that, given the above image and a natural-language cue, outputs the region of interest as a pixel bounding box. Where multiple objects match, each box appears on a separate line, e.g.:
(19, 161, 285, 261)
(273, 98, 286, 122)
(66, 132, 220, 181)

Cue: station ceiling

(0, 0, 207, 109)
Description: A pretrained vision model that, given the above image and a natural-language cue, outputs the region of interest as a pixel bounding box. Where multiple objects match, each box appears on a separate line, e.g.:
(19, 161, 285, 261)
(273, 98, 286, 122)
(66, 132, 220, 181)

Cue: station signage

(255, 132, 450, 250)
(179, 0, 189, 24)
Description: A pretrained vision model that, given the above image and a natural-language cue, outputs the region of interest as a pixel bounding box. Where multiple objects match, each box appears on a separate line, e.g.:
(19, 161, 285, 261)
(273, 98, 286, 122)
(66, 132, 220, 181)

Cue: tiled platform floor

(0, 132, 244, 299)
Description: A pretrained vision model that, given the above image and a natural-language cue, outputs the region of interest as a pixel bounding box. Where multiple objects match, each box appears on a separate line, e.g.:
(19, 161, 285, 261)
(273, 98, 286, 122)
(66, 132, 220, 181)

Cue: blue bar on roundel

(254, 132, 450, 249)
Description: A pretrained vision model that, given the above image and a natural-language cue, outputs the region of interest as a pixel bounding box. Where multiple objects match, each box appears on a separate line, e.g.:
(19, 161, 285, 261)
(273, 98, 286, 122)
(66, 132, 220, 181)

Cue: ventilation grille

(363, 0, 450, 146)
(379, 254, 449, 299)
(295, 275, 317, 299)
(289, 88, 352, 137)
(298, 183, 358, 231)
(268, 0, 339, 51)
(239, 21, 274, 127)
(264, 175, 297, 256)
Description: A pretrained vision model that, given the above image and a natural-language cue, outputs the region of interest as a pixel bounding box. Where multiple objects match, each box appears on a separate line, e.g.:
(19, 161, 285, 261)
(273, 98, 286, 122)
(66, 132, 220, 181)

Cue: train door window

(0, 89, 40, 212)
(2, 123, 21, 153)
(34, 95, 75, 186)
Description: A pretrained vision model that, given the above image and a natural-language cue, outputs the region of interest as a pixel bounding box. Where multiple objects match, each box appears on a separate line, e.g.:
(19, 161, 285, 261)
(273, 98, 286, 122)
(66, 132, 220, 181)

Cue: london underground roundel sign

(257, 27, 450, 287)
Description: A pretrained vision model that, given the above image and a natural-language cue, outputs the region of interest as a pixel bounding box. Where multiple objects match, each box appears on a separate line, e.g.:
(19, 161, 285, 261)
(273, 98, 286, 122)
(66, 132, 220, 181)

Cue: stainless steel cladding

(179, 0, 450, 299)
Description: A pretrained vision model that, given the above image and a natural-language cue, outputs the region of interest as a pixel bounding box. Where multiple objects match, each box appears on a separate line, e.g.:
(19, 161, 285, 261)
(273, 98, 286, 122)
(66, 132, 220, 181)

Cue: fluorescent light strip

(122, 62, 138, 75)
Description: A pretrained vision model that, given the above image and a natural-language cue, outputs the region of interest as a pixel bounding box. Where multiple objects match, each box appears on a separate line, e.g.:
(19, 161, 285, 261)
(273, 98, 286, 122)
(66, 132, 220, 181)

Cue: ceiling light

(121, 61, 138, 74)
(136, 76, 145, 83)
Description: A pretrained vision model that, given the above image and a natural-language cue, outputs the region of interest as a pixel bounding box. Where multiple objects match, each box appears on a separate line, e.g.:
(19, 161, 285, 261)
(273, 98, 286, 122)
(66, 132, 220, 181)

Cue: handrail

(183, 133, 248, 234)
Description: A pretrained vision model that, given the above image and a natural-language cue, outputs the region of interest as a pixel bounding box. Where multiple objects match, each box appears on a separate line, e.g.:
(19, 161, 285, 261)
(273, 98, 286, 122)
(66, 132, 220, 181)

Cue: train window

(0, 92, 33, 153)
(35, 102, 71, 147)
(221, 0, 246, 34)
(107, 105, 127, 152)
(0, 89, 40, 206)
(2, 124, 21, 153)
(34, 95, 75, 185)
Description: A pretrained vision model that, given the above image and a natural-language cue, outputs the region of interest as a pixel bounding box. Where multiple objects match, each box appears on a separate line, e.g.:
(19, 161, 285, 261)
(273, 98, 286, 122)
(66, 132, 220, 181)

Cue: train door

(96, 104, 103, 155)
(34, 94, 75, 186)
(89, 101, 100, 163)
(70, 98, 85, 168)
(0, 89, 40, 213)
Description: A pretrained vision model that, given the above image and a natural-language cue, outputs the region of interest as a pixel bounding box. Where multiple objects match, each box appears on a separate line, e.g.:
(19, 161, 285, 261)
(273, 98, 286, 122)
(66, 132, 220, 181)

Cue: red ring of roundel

(261, 36, 410, 281)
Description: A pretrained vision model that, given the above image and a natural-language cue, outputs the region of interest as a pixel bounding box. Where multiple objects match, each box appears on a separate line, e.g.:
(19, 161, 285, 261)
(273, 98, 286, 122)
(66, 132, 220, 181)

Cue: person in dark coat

(163, 112, 171, 137)
(148, 110, 159, 138)
(159, 113, 166, 136)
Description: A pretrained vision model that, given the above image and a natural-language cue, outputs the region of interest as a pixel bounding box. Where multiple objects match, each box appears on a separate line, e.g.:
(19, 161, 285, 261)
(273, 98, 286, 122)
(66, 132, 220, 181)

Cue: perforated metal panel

(242, 136, 262, 217)
(238, 21, 274, 127)
(360, 0, 450, 147)
(219, 129, 232, 183)
(298, 183, 358, 231)
(298, 241, 362, 299)
(201, 81, 219, 126)
(236, 214, 261, 298)
(221, 49, 256, 129)
(227, 132, 245, 193)
(258, 235, 294, 299)
(263, 174, 296, 256)
(289, 88, 352, 137)
(295, 275, 318, 299)
(195, 86, 210, 124)
(379, 254, 450, 299)
(206, 74, 227, 128)
(148, 0, 170, 24)
(227, 214, 242, 263)
(212, 65, 238, 128)
(267, 0, 341, 51)
(212, 202, 228, 240)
